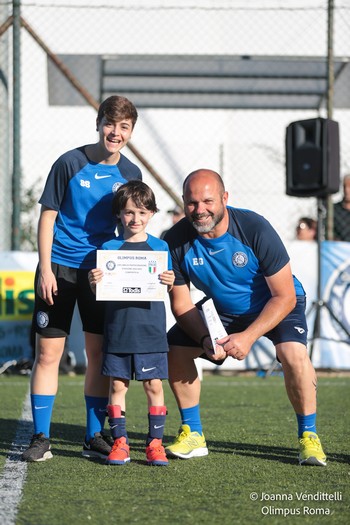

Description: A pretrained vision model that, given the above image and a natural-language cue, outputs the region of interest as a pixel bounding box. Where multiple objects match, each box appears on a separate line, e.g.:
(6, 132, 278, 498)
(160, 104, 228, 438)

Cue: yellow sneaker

(298, 431, 327, 466)
(165, 424, 208, 459)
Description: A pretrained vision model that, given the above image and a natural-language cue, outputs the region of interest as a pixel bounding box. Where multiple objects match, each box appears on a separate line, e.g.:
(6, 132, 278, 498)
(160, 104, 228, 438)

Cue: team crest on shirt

(148, 260, 157, 273)
(37, 311, 49, 328)
(232, 251, 248, 267)
(112, 182, 124, 193)
(106, 260, 116, 271)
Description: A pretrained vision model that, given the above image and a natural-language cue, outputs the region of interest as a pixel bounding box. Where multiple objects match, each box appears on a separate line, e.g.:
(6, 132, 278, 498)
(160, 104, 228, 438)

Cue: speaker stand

(308, 198, 350, 361)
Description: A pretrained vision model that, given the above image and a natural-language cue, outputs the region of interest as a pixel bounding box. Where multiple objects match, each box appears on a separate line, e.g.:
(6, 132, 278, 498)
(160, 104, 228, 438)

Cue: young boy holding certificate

(89, 180, 174, 466)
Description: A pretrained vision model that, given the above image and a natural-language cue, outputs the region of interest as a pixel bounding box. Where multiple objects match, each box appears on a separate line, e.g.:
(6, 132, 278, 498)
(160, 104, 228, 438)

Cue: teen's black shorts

(32, 263, 105, 337)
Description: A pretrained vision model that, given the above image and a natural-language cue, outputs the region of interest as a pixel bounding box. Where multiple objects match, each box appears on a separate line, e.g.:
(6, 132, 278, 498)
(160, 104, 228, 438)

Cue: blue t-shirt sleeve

(164, 220, 195, 285)
(247, 215, 290, 276)
(118, 153, 142, 181)
(39, 150, 84, 210)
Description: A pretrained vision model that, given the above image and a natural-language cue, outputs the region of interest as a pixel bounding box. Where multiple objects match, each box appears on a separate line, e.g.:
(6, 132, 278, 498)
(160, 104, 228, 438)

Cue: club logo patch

(232, 252, 248, 267)
(112, 182, 124, 193)
(37, 311, 49, 329)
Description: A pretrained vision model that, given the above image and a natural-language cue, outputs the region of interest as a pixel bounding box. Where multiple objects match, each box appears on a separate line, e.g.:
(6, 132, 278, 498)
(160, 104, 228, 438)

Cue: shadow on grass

(209, 439, 297, 465)
(0, 418, 163, 462)
(1, 418, 348, 467)
(206, 439, 350, 465)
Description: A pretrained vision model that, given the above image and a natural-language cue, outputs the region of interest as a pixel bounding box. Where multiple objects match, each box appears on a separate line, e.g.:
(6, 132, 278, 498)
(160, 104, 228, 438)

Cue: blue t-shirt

(164, 206, 305, 315)
(39, 146, 142, 269)
(101, 235, 171, 354)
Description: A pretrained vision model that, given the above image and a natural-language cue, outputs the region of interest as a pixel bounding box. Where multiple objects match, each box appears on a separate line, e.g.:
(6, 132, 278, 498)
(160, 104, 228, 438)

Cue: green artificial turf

(1, 374, 349, 525)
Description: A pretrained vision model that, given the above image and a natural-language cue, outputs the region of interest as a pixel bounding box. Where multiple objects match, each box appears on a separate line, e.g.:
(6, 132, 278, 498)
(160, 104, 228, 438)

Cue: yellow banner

(0, 271, 35, 321)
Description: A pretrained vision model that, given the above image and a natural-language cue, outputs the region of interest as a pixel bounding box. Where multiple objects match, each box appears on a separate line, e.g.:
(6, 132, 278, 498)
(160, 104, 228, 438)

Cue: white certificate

(202, 298, 228, 354)
(96, 250, 168, 301)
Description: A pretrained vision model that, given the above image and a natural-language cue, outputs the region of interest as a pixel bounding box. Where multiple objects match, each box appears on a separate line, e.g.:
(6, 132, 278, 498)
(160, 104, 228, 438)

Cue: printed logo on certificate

(96, 250, 168, 301)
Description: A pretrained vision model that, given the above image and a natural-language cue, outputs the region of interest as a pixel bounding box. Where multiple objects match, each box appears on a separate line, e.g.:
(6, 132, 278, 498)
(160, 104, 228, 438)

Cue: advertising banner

(0, 269, 35, 364)
(311, 241, 350, 368)
(0, 252, 86, 368)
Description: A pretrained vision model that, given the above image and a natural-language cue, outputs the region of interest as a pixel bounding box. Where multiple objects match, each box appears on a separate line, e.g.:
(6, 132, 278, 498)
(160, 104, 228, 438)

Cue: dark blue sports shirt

(39, 147, 142, 269)
(101, 235, 172, 354)
(164, 206, 305, 315)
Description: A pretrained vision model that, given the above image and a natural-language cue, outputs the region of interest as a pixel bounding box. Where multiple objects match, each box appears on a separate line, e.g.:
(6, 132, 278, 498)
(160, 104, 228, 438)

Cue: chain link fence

(1, 0, 350, 251)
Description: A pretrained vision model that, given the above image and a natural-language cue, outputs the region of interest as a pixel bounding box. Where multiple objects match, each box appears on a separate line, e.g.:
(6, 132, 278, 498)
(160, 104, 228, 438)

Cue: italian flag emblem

(148, 261, 157, 273)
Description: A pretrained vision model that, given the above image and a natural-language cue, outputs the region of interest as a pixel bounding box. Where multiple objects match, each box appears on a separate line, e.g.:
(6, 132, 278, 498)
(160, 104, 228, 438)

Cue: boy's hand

(88, 268, 103, 293)
(159, 270, 175, 291)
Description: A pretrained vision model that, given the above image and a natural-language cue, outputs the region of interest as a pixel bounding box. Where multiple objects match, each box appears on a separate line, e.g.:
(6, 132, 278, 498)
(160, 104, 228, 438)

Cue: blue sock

(31, 394, 55, 438)
(85, 395, 109, 441)
(180, 404, 202, 434)
(147, 414, 166, 444)
(296, 413, 317, 437)
(109, 417, 128, 442)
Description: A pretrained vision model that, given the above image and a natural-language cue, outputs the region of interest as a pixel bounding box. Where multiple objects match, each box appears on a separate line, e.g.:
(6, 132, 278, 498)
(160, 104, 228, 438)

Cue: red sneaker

(106, 437, 130, 465)
(146, 438, 168, 466)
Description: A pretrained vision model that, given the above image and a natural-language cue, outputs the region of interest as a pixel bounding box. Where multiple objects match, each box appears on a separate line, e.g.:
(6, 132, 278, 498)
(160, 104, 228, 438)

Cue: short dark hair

(112, 180, 158, 218)
(167, 205, 184, 215)
(296, 217, 317, 233)
(97, 95, 138, 128)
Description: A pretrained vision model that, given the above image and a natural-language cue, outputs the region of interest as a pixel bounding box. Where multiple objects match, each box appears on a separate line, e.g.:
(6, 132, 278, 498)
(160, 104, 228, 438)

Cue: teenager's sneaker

(146, 438, 168, 466)
(106, 437, 130, 465)
(298, 431, 327, 466)
(165, 424, 208, 459)
(21, 433, 53, 462)
(82, 431, 113, 459)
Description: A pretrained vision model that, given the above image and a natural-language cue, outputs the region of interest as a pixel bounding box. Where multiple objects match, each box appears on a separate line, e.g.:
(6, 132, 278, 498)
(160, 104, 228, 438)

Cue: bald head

(183, 169, 225, 195)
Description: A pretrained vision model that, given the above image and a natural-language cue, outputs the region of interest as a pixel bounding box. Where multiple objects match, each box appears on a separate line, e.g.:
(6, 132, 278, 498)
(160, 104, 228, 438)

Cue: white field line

(0, 389, 33, 525)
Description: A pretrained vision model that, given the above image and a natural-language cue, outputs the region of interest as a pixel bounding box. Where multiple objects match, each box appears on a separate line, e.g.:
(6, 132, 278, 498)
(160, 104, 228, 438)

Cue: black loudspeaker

(286, 117, 340, 197)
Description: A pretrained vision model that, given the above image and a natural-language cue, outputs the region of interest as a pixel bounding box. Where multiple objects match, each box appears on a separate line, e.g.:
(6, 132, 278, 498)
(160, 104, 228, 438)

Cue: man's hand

(202, 336, 227, 361)
(216, 333, 253, 361)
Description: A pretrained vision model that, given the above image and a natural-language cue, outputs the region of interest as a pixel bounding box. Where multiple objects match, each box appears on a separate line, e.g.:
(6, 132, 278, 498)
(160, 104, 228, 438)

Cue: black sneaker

(22, 433, 53, 462)
(82, 432, 113, 459)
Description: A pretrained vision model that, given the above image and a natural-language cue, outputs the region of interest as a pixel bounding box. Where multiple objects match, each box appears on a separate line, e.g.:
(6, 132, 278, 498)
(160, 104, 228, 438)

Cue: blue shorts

(167, 296, 308, 364)
(102, 352, 168, 381)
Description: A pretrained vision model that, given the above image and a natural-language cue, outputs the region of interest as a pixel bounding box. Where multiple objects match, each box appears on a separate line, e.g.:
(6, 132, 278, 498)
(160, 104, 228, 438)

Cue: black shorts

(32, 263, 105, 337)
(167, 296, 308, 364)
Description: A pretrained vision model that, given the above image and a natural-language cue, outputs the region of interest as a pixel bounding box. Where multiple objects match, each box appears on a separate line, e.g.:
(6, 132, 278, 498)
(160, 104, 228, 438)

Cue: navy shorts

(102, 352, 169, 381)
(167, 296, 308, 364)
(32, 262, 105, 337)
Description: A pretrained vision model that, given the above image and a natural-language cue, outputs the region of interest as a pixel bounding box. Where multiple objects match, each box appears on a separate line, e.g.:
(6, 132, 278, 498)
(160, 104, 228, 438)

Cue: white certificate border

(96, 249, 168, 302)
